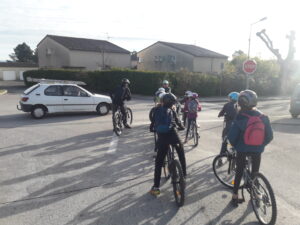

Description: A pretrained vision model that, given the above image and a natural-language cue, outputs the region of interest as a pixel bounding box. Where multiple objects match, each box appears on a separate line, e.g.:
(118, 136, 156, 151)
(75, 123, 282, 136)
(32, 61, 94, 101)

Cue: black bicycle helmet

(162, 93, 177, 108)
(238, 90, 258, 108)
(122, 78, 130, 85)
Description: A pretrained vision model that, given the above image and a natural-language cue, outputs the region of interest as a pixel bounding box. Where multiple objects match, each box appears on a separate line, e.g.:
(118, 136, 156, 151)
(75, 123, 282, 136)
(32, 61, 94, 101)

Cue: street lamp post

(246, 17, 267, 89)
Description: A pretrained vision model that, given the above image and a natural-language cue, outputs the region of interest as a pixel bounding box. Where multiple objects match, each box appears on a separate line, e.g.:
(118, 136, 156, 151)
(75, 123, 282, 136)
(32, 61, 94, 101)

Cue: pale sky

(0, 0, 299, 61)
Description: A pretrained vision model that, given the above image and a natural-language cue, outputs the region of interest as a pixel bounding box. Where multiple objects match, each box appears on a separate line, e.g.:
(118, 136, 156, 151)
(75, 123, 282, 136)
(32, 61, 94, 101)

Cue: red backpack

(242, 113, 265, 146)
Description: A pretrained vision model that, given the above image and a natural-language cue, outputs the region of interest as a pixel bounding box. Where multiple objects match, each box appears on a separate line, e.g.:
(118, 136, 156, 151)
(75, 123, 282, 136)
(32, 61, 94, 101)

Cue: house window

(138, 57, 143, 63)
(168, 55, 176, 64)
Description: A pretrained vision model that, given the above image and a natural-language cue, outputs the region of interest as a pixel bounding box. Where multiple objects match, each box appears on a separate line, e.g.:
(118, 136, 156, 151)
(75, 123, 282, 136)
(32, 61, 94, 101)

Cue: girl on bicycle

(228, 90, 273, 207)
(184, 92, 201, 143)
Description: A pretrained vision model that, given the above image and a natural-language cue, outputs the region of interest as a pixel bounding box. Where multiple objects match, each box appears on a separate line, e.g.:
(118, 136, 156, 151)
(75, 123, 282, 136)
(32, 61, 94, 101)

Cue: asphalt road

(0, 91, 299, 225)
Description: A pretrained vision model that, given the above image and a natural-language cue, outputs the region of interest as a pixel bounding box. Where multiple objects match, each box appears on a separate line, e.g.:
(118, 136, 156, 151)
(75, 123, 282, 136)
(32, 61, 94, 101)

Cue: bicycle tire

(213, 154, 236, 189)
(171, 160, 185, 207)
(126, 107, 133, 125)
(113, 111, 122, 136)
(163, 147, 171, 180)
(193, 122, 199, 146)
(250, 172, 277, 225)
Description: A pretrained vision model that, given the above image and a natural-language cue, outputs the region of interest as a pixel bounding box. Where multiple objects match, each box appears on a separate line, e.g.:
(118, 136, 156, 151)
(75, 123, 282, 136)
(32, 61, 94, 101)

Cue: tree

(9, 43, 37, 63)
(256, 29, 295, 94)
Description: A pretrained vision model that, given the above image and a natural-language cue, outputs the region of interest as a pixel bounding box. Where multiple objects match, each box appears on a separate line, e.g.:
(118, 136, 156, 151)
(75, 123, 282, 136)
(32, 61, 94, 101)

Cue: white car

(17, 83, 112, 119)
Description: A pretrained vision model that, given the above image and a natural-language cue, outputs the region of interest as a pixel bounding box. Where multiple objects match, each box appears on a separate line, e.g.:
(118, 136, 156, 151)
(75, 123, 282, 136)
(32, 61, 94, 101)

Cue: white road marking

(106, 133, 119, 154)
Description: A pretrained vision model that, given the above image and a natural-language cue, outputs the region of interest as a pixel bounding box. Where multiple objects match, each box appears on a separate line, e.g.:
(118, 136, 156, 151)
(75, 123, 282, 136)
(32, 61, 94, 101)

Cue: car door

(43, 85, 64, 113)
(62, 85, 94, 112)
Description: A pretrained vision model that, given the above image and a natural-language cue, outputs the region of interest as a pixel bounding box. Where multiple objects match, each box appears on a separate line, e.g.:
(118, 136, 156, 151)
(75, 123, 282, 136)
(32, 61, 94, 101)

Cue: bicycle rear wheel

(113, 111, 122, 136)
(163, 147, 171, 180)
(212, 154, 236, 188)
(171, 160, 185, 207)
(192, 122, 199, 146)
(126, 107, 133, 125)
(250, 173, 277, 225)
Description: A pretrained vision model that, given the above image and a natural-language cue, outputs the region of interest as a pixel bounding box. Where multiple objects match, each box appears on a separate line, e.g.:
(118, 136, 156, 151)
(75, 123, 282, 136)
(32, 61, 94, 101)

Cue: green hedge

(23, 69, 221, 96)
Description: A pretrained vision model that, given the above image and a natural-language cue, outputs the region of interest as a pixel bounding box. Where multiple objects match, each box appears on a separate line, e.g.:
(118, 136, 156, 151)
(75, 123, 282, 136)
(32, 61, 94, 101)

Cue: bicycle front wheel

(212, 154, 236, 188)
(126, 107, 133, 125)
(250, 173, 277, 225)
(171, 160, 185, 207)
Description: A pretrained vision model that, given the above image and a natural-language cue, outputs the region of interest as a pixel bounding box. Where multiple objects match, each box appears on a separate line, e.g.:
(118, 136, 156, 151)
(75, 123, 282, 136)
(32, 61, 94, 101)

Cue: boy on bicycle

(111, 78, 132, 128)
(218, 92, 239, 154)
(228, 90, 273, 207)
(184, 92, 201, 143)
(149, 93, 186, 196)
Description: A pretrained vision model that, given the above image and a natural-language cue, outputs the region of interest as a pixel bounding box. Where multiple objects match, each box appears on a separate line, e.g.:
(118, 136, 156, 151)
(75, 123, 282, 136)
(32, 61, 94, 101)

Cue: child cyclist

(149, 93, 186, 196)
(218, 92, 239, 154)
(184, 92, 201, 143)
(180, 90, 192, 127)
(228, 90, 273, 207)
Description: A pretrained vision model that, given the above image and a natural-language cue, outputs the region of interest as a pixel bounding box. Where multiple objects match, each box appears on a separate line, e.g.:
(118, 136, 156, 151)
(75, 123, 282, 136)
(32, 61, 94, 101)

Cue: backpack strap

(241, 113, 251, 118)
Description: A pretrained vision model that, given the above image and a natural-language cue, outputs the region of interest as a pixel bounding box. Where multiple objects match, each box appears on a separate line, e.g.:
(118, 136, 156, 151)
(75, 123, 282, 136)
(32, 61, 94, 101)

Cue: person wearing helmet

(154, 88, 166, 105)
(149, 93, 186, 196)
(162, 80, 171, 93)
(218, 92, 239, 154)
(111, 78, 132, 128)
(183, 92, 201, 143)
(180, 91, 192, 126)
(149, 92, 166, 154)
(228, 90, 273, 207)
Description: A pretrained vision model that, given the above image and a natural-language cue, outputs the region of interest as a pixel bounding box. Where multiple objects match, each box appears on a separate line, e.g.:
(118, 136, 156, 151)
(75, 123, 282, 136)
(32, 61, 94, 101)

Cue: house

(137, 41, 228, 73)
(37, 35, 131, 70)
(0, 62, 38, 81)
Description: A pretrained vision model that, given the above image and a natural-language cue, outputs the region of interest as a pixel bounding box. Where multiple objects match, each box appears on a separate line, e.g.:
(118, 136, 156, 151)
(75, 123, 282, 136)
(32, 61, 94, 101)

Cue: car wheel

(291, 114, 298, 119)
(96, 103, 109, 116)
(31, 106, 46, 119)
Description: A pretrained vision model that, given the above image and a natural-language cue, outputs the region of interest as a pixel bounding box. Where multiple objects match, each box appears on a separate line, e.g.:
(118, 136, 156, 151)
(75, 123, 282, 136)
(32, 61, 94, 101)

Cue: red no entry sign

(243, 59, 257, 74)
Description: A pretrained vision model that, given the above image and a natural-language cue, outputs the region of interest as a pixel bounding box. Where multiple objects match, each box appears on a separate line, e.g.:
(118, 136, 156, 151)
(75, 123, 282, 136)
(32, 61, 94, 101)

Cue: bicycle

(112, 105, 133, 136)
(186, 119, 200, 146)
(162, 144, 185, 207)
(213, 145, 277, 225)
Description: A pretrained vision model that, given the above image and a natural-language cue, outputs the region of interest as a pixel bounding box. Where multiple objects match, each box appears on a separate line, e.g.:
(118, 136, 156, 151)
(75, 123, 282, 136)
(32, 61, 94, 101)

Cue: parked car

(17, 83, 112, 119)
(290, 83, 300, 118)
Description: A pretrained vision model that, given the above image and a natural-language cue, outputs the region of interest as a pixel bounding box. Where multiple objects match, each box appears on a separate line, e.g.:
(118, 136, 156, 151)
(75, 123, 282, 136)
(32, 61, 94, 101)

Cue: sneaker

(124, 124, 131, 129)
(149, 187, 160, 196)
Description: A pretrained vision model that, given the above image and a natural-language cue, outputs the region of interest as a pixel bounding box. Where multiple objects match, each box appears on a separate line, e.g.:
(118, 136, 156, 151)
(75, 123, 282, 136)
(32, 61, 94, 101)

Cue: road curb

(0, 89, 8, 95)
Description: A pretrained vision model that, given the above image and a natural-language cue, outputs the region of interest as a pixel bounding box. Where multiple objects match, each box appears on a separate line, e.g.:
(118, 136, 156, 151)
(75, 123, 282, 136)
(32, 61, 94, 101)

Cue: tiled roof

(159, 41, 228, 58)
(44, 35, 130, 54)
(0, 62, 38, 68)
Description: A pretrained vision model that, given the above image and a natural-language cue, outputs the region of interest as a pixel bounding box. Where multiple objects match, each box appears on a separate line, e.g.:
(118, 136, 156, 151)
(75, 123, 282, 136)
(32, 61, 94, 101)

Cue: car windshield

(24, 84, 40, 95)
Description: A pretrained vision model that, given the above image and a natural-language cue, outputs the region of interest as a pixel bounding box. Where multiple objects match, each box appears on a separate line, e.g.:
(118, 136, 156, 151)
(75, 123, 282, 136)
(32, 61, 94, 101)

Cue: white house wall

(193, 57, 227, 73)
(37, 37, 70, 68)
(69, 51, 130, 70)
(0, 67, 38, 81)
(137, 43, 194, 72)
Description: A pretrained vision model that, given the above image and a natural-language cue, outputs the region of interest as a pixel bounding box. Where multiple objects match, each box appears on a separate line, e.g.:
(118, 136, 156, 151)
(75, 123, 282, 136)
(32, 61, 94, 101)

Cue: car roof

(39, 83, 78, 86)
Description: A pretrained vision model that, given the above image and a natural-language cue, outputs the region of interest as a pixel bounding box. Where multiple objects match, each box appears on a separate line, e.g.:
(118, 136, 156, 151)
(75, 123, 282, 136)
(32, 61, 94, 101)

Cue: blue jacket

(228, 110, 273, 153)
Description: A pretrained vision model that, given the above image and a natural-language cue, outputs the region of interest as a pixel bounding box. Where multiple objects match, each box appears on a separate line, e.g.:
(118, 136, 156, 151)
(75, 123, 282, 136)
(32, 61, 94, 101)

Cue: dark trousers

(220, 120, 233, 154)
(185, 118, 196, 140)
(113, 103, 127, 124)
(233, 152, 261, 194)
(154, 130, 186, 188)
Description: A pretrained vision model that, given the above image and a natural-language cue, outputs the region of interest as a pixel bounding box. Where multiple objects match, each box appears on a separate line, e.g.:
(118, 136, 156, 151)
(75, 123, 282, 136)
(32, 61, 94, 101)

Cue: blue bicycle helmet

(228, 92, 239, 102)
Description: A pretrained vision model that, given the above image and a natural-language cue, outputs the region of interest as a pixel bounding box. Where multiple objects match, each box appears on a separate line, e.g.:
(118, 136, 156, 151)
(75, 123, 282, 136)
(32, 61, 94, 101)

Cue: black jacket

(150, 106, 183, 132)
(111, 85, 131, 105)
(218, 101, 238, 121)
